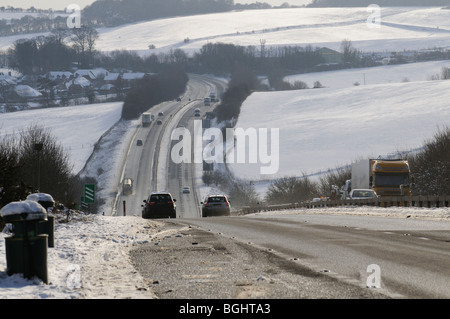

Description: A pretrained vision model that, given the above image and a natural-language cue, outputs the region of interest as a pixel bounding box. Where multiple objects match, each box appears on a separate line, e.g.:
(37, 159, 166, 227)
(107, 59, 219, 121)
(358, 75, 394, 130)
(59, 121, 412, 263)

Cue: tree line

(121, 66, 189, 120)
(98, 42, 330, 77)
(83, 0, 234, 27)
(0, 14, 68, 37)
(7, 26, 98, 73)
(0, 124, 93, 212)
(7, 33, 332, 77)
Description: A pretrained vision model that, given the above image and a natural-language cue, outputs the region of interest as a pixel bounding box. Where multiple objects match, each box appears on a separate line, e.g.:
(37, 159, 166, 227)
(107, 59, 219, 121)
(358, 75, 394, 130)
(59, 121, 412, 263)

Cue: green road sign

(84, 184, 95, 203)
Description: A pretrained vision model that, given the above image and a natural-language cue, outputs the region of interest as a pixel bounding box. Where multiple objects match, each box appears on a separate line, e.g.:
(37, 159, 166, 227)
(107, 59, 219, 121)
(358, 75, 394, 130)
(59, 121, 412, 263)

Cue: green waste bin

(1, 200, 49, 284)
(27, 193, 55, 248)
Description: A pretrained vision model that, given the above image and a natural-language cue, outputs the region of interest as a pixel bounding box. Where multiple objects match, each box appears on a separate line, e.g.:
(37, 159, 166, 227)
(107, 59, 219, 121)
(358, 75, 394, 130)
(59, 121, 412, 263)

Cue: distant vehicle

(142, 191, 176, 219)
(209, 92, 216, 102)
(194, 108, 201, 117)
(141, 113, 151, 127)
(204, 97, 210, 106)
(201, 195, 231, 217)
(122, 178, 133, 195)
(158, 111, 164, 117)
(182, 186, 190, 194)
(177, 97, 182, 102)
(348, 189, 378, 200)
(136, 139, 143, 146)
(156, 119, 162, 125)
(350, 158, 412, 197)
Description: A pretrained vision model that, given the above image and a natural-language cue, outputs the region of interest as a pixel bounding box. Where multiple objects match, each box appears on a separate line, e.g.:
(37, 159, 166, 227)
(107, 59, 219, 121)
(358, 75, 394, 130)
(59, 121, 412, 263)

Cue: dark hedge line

(121, 66, 188, 120)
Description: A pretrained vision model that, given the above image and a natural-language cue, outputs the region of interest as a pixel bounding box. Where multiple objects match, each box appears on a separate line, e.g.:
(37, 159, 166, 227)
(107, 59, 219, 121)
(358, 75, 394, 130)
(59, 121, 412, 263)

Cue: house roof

(122, 72, 146, 80)
(47, 71, 72, 80)
(0, 77, 16, 86)
(73, 68, 108, 80)
(14, 85, 42, 98)
(100, 84, 115, 90)
(318, 47, 342, 55)
(65, 76, 91, 89)
(104, 73, 120, 81)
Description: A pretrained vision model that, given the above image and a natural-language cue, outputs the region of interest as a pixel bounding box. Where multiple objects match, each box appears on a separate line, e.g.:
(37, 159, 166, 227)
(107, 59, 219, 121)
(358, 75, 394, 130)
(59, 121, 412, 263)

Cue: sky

(2, 0, 312, 11)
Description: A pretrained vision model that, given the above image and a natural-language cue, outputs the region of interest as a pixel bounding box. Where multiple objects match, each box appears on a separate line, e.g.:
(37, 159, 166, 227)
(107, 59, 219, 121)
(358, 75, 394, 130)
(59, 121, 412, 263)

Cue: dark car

(142, 192, 176, 219)
(201, 195, 230, 217)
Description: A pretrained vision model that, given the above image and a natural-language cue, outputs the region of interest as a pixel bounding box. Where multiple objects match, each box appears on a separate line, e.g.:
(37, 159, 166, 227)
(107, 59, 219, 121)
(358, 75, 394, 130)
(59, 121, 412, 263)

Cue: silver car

(201, 195, 230, 217)
(349, 189, 378, 199)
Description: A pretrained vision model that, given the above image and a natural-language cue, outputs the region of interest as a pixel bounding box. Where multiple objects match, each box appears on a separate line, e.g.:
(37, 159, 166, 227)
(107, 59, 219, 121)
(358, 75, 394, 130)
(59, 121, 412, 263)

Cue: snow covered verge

(0, 211, 187, 299)
(252, 205, 450, 223)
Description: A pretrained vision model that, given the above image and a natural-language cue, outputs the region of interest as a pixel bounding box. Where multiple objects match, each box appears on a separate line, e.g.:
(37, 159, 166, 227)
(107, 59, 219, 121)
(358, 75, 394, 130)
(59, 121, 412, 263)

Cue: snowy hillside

(228, 79, 450, 180)
(93, 7, 450, 55)
(284, 60, 450, 89)
(0, 102, 123, 174)
(1, 7, 450, 55)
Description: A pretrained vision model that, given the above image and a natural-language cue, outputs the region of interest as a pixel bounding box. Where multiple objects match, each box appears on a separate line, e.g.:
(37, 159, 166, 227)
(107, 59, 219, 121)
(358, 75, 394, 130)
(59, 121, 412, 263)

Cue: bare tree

(0, 132, 23, 208)
(18, 124, 73, 201)
(265, 175, 317, 204)
(71, 25, 99, 67)
(340, 39, 359, 64)
(51, 28, 71, 44)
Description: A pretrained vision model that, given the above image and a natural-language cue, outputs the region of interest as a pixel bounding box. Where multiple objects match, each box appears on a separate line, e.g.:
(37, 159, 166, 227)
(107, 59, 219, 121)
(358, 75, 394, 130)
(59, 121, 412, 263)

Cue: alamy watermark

(66, 4, 81, 29)
(170, 120, 280, 175)
(366, 264, 381, 288)
(367, 4, 381, 29)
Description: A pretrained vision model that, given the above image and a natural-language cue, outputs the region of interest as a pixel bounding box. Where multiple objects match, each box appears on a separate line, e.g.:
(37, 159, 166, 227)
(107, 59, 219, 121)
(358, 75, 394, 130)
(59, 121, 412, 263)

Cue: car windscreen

(375, 173, 409, 187)
(207, 197, 226, 203)
(352, 191, 375, 197)
(150, 194, 171, 202)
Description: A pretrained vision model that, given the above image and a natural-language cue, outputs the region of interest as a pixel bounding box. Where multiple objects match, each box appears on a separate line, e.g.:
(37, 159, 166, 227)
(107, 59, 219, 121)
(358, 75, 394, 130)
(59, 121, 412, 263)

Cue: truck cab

(371, 159, 412, 196)
(351, 159, 412, 197)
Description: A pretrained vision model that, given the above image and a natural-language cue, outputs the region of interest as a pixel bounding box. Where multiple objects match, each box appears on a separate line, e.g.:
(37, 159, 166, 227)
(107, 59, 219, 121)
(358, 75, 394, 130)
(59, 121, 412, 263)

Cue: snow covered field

(93, 7, 450, 55)
(229, 78, 450, 180)
(0, 102, 123, 175)
(284, 60, 450, 89)
(1, 7, 450, 55)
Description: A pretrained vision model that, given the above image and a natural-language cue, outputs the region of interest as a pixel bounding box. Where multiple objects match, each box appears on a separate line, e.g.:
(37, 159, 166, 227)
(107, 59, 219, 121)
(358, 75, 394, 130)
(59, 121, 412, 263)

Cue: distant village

(0, 67, 152, 112)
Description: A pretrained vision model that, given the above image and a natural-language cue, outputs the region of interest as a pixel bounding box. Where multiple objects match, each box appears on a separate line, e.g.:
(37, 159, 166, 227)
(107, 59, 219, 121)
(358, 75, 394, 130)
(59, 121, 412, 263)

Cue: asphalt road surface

(178, 213, 450, 298)
(131, 212, 450, 299)
(113, 74, 450, 299)
(114, 74, 227, 218)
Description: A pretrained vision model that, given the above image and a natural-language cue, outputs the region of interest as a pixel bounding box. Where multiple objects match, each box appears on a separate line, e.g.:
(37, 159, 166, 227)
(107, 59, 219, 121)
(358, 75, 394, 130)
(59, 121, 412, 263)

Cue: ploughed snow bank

(0, 213, 171, 299)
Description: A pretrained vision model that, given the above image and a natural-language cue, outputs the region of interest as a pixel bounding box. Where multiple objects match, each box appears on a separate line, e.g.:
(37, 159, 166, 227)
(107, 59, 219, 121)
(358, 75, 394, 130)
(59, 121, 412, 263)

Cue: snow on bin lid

(0, 200, 47, 221)
(26, 193, 55, 203)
